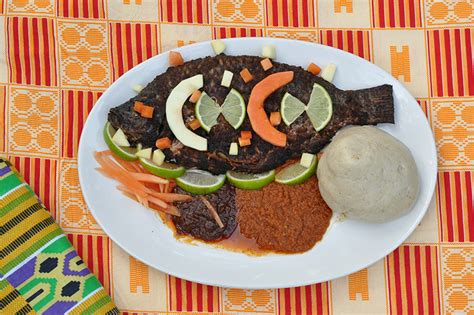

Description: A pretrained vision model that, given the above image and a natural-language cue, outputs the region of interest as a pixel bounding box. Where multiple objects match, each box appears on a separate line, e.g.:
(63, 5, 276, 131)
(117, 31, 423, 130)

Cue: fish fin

(350, 84, 394, 125)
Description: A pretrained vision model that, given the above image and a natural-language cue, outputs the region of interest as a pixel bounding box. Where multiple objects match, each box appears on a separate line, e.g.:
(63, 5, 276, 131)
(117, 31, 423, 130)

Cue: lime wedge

(281, 92, 306, 126)
(196, 89, 246, 132)
(139, 158, 185, 179)
(195, 92, 220, 132)
(103, 122, 138, 161)
(275, 156, 318, 185)
(226, 170, 275, 190)
(221, 89, 246, 129)
(306, 84, 333, 131)
(176, 169, 226, 194)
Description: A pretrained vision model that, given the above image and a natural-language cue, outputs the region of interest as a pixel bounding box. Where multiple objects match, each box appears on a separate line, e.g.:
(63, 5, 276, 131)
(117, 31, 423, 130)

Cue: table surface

(0, 0, 472, 314)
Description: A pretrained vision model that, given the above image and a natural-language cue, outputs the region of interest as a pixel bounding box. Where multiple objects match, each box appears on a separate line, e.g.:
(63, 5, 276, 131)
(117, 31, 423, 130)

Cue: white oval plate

(78, 38, 437, 289)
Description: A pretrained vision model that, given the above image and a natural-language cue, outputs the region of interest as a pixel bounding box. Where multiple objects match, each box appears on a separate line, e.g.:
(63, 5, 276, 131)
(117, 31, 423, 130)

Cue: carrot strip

(117, 185, 148, 207)
(147, 191, 192, 202)
(97, 168, 148, 197)
(150, 204, 181, 217)
(96, 150, 112, 157)
(130, 161, 143, 173)
(129, 172, 169, 184)
(167, 181, 176, 192)
(113, 155, 138, 172)
(147, 195, 169, 209)
(200, 196, 224, 228)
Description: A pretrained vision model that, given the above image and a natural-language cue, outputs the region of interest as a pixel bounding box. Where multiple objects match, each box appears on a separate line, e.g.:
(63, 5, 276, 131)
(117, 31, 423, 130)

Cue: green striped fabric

(0, 159, 118, 314)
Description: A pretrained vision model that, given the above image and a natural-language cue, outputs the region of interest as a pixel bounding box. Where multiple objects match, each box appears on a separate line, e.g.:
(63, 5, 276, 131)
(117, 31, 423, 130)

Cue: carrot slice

(260, 58, 273, 71)
(188, 118, 201, 130)
(247, 71, 293, 147)
(240, 68, 253, 83)
(240, 130, 252, 140)
(189, 90, 201, 103)
(140, 105, 154, 118)
(238, 137, 251, 147)
(270, 112, 281, 126)
(307, 63, 321, 75)
(156, 137, 171, 149)
(169, 51, 184, 66)
(133, 101, 145, 114)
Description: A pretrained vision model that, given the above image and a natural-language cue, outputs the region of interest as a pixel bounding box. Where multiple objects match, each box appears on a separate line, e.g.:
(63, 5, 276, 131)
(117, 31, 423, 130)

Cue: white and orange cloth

(0, 0, 472, 314)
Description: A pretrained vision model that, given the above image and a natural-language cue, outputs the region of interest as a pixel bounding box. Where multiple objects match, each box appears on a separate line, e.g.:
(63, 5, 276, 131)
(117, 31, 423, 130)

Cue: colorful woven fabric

(0, 160, 118, 314)
(0, 0, 472, 314)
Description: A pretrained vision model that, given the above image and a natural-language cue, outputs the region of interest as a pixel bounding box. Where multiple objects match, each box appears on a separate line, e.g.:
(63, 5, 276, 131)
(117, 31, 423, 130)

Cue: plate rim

(78, 37, 437, 289)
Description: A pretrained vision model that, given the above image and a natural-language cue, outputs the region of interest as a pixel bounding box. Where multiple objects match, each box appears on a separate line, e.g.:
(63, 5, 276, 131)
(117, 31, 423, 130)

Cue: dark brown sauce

(154, 179, 332, 255)
(156, 209, 276, 255)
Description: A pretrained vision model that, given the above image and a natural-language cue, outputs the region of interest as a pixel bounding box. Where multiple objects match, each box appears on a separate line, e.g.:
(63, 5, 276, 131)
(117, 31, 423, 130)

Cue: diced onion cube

(136, 147, 152, 159)
(132, 84, 144, 93)
(211, 40, 226, 55)
(112, 128, 130, 147)
(221, 70, 233, 87)
(262, 45, 276, 59)
(229, 142, 238, 155)
(300, 153, 315, 168)
(153, 149, 165, 165)
(320, 63, 337, 83)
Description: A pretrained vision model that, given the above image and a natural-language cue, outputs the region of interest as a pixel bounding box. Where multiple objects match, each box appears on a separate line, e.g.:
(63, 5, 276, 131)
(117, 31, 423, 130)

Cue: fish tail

(350, 84, 394, 124)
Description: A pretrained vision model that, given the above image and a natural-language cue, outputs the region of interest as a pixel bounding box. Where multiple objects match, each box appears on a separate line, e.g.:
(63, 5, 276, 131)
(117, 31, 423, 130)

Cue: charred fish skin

(108, 55, 394, 174)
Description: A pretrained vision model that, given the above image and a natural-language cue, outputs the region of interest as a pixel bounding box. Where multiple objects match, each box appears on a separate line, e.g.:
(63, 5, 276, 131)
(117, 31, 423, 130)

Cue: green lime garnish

(306, 84, 333, 131)
(281, 93, 306, 126)
(103, 122, 138, 161)
(226, 170, 275, 190)
(176, 169, 226, 194)
(196, 89, 245, 132)
(280, 83, 333, 131)
(139, 158, 185, 179)
(275, 156, 318, 185)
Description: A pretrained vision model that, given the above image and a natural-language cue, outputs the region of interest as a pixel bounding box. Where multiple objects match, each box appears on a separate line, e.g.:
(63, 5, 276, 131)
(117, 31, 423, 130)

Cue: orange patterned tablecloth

(1, 0, 473, 314)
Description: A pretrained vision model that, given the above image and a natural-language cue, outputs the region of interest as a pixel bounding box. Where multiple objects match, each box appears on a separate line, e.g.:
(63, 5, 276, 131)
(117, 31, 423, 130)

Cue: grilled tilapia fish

(108, 55, 394, 174)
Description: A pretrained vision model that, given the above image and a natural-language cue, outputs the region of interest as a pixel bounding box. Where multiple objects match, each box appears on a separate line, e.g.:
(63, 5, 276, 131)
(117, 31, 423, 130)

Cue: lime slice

(281, 92, 306, 126)
(195, 92, 220, 132)
(275, 156, 318, 185)
(139, 158, 185, 179)
(176, 169, 226, 194)
(196, 89, 246, 132)
(226, 170, 275, 190)
(306, 84, 333, 132)
(103, 122, 138, 161)
(221, 89, 246, 129)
